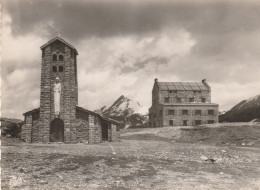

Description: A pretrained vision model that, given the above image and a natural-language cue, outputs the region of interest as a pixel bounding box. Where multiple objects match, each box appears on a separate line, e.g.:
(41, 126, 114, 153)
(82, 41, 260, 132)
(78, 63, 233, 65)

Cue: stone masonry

(149, 78, 219, 127)
(22, 37, 120, 143)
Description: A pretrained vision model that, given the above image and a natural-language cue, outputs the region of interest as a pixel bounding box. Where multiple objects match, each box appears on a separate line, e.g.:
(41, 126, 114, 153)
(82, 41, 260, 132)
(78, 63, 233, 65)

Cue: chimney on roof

(202, 79, 210, 89)
(154, 78, 158, 83)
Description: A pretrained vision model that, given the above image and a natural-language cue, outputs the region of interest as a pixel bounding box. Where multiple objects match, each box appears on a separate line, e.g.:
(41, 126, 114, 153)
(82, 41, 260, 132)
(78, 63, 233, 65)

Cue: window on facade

(177, 98, 182, 103)
(202, 98, 206, 103)
(154, 113, 156, 118)
(59, 55, 64, 61)
(53, 54, 57, 61)
(164, 97, 169, 103)
(52, 66, 57, 72)
(208, 120, 215, 124)
(195, 120, 202, 126)
(160, 110, 162, 116)
(182, 110, 188, 115)
(169, 120, 174, 126)
(208, 110, 214, 115)
(195, 110, 201, 115)
(59, 66, 63, 72)
(169, 90, 173, 93)
(183, 120, 188, 126)
(168, 110, 174, 115)
(189, 98, 194, 102)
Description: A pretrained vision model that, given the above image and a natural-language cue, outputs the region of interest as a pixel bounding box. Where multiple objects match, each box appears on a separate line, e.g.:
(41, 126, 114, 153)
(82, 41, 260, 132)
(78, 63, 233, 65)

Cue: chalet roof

(157, 81, 210, 91)
(40, 37, 78, 55)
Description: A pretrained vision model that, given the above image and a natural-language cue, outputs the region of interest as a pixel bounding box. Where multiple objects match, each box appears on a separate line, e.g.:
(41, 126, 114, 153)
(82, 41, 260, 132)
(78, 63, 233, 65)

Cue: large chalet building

(149, 79, 219, 127)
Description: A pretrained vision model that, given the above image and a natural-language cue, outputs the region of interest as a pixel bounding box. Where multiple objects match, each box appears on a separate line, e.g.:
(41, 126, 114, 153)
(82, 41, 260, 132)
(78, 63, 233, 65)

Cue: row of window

(164, 97, 206, 103)
(150, 120, 215, 127)
(166, 109, 214, 116)
(151, 109, 215, 118)
(52, 66, 63, 72)
(169, 120, 215, 126)
(52, 54, 64, 61)
(163, 90, 202, 94)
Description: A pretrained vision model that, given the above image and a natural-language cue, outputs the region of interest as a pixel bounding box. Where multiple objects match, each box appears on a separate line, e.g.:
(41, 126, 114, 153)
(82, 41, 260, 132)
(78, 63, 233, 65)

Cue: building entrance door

(101, 123, 109, 141)
(50, 118, 64, 142)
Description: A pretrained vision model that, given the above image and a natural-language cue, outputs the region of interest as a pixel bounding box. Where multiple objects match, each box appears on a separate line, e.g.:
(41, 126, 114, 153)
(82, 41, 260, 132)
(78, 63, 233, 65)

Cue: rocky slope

(220, 94, 260, 122)
(96, 95, 148, 129)
(0, 117, 24, 137)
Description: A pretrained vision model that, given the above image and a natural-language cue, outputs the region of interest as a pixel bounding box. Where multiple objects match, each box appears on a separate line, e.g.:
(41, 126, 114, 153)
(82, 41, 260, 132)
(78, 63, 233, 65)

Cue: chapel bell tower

(39, 37, 78, 143)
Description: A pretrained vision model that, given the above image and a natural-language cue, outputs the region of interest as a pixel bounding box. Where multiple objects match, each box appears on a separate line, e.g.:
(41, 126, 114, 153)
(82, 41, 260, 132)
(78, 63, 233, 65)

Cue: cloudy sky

(2, 0, 260, 119)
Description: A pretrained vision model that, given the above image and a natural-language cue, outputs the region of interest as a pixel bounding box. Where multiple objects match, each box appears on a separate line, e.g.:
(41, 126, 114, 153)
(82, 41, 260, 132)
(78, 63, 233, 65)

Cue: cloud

(2, 0, 260, 119)
(5, 0, 260, 40)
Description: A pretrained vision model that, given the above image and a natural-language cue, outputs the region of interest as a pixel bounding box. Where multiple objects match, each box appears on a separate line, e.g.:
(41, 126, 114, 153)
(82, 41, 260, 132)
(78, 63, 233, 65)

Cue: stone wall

(88, 115, 102, 144)
(160, 90, 211, 104)
(22, 115, 32, 142)
(38, 40, 78, 143)
(149, 81, 218, 127)
(76, 119, 89, 143)
(153, 104, 218, 127)
(23, 38, 120, 144)
(111, 124, 120, 142)
(31, 120, 39, 143)
(31, 110, 40, 143)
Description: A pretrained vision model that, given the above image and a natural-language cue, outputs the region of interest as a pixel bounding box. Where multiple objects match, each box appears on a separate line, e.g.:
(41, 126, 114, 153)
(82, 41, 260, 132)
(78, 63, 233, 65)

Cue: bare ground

(1, 124, 260, 190)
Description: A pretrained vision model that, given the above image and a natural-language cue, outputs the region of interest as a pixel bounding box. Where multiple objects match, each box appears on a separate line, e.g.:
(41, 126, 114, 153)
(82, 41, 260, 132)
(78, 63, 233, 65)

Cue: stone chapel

(22, 37, 120, 143)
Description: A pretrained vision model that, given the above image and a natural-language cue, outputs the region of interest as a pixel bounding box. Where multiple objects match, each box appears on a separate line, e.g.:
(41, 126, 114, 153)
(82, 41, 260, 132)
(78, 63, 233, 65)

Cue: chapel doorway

(101, 122, 109, 141)
(50, 118, 64, 142)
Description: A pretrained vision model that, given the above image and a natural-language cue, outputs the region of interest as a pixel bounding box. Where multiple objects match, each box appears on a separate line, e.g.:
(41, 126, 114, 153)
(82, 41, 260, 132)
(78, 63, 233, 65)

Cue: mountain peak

(96, 95, 148, 128)
(220, 94, 260, 122)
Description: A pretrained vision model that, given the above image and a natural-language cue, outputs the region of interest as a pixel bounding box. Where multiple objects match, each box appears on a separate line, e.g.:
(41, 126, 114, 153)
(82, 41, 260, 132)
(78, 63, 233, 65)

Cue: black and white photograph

(1, 0, 260, 189)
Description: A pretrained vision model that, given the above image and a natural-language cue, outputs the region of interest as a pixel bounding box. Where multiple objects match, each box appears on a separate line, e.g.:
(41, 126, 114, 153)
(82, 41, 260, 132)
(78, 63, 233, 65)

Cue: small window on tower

(59, 66, 63, 72)
(177, 98, 182, 103)
(52, 66, 57, 72)
(164, 97, 169, 103)
(59, 55, 64, 61)
(53, 54, 57, 61)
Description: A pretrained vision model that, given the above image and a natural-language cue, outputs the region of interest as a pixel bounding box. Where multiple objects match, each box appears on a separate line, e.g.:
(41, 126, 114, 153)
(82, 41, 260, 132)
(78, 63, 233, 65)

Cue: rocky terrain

(2, 123, 260, 190)
(220, 94, 260, 122)
(96, 95, 148, 129)
(0, 117, 24, 137)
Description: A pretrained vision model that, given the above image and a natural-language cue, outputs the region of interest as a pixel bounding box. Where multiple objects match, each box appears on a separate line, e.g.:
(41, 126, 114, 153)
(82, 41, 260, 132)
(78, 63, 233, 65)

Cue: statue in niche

(53, 77, 61, 115)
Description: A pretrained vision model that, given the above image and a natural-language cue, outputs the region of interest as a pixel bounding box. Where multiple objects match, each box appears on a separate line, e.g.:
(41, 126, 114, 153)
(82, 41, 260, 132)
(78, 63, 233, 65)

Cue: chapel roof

(76, 106, 121, 125)
(40, 36, 78, 55)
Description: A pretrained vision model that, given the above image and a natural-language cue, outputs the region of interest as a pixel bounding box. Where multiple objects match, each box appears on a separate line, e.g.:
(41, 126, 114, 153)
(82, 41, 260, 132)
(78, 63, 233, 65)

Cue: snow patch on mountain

(102, 95, 148, 116)
(96, 95, 149, 128)
(238, 95, 260, 110)
(220, 94, 260, 122)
